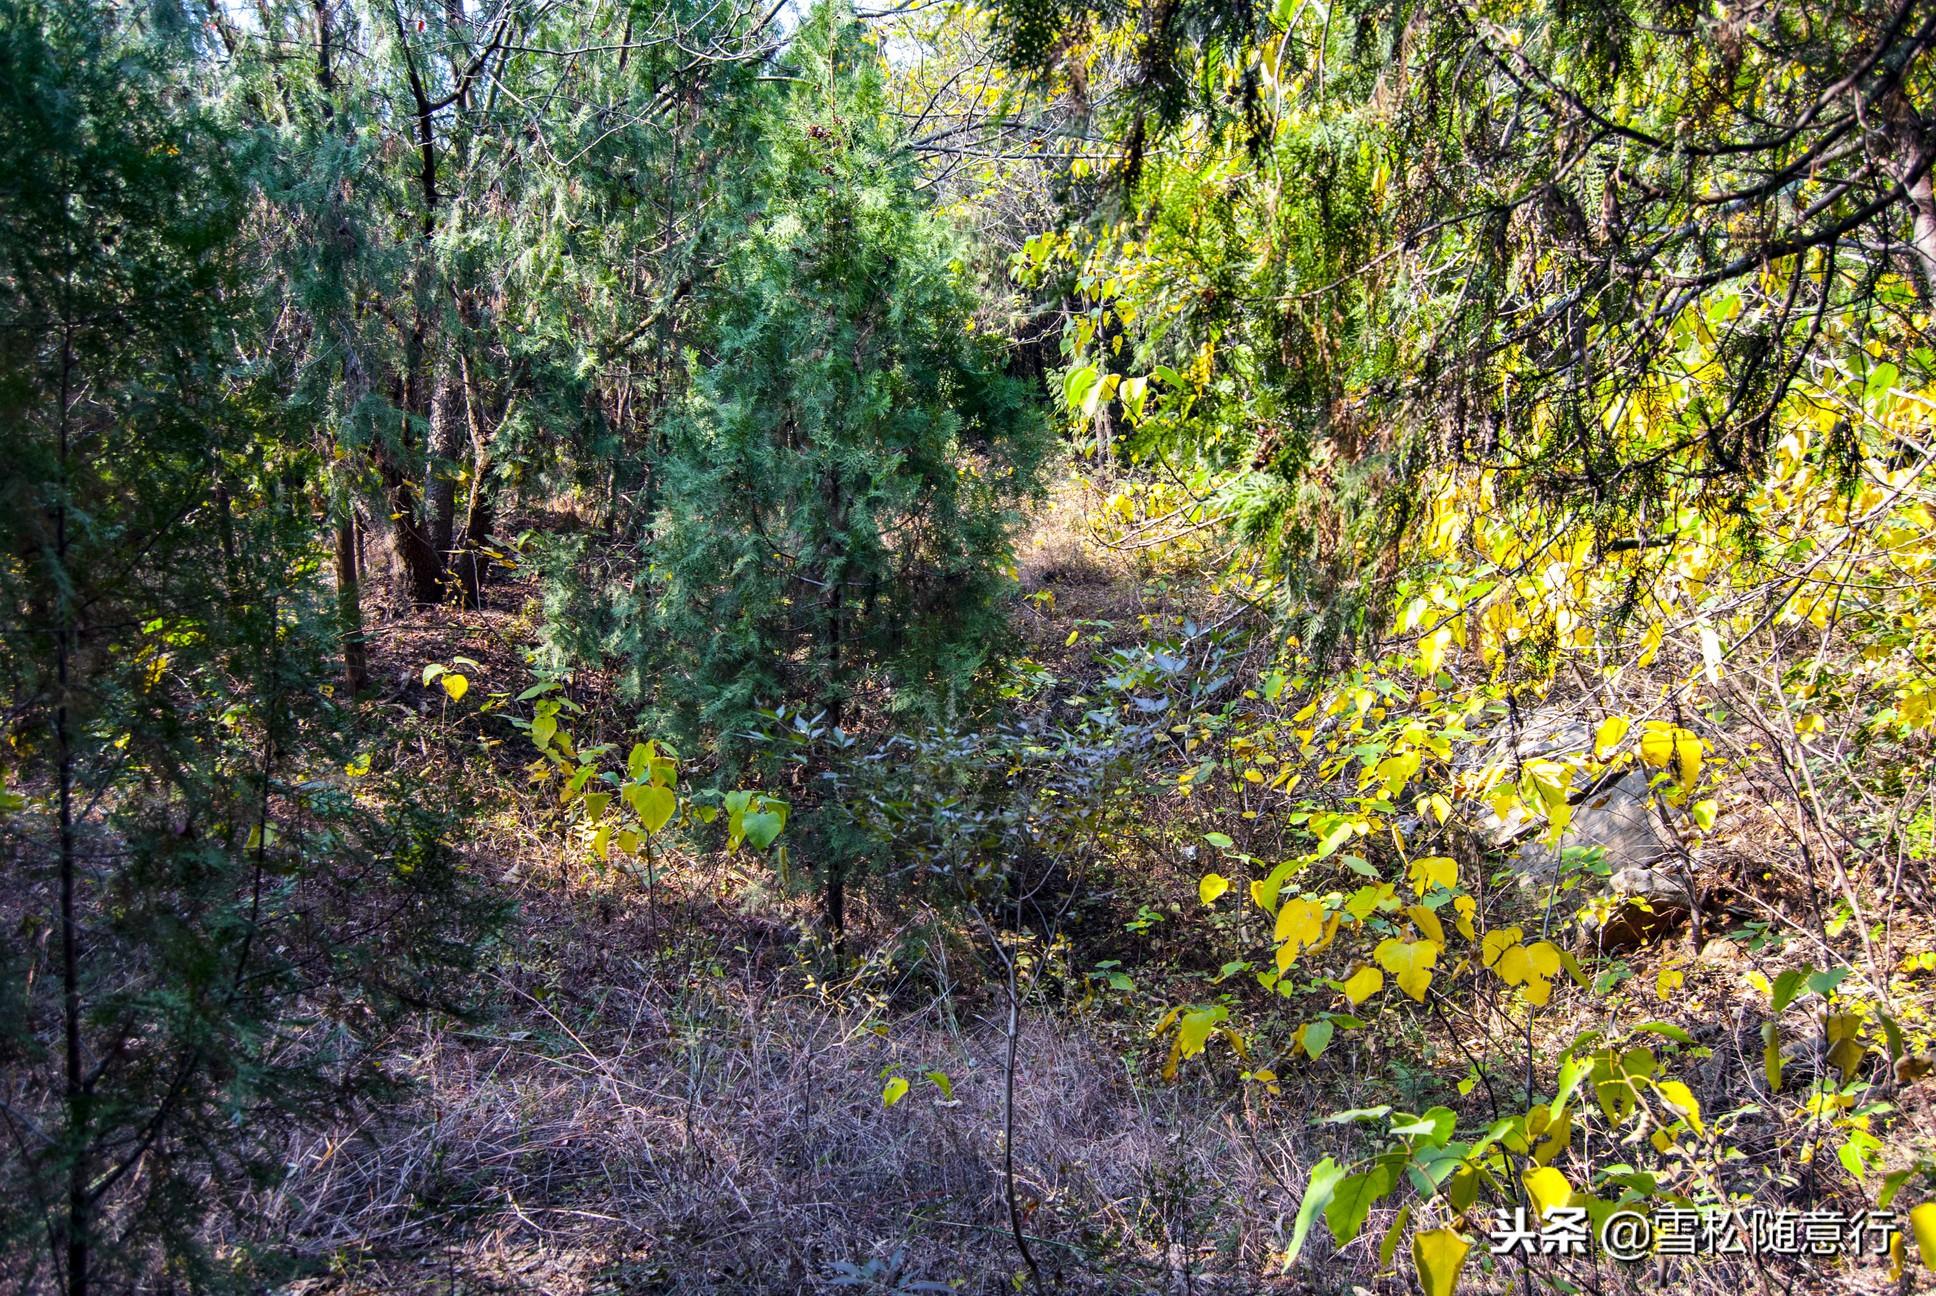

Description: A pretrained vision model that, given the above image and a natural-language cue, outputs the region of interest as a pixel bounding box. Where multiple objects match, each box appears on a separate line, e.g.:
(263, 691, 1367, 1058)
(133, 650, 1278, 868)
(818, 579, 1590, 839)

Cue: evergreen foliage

(0, 8, 497, 1289)
(644, 2, 1047, 750)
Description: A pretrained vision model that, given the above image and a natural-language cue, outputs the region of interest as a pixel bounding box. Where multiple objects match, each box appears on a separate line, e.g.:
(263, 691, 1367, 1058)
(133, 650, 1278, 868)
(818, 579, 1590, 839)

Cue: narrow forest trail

(269, 497, 1329, 1294)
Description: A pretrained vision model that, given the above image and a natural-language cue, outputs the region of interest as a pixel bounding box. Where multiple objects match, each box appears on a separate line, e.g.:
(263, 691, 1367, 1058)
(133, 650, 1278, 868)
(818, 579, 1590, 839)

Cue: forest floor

(265, 488, 1929, 1295)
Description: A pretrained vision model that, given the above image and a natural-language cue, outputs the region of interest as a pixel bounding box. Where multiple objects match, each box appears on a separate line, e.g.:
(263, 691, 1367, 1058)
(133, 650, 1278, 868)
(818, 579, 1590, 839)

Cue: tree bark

(425, 362, 465, 571)
(1887, 90, 1936, 303)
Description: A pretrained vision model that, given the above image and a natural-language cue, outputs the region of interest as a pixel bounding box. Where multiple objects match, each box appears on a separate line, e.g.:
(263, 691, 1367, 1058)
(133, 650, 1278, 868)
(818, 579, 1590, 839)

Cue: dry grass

(262, 882, 1325, 1295)
(243, 500, 1928, 1296)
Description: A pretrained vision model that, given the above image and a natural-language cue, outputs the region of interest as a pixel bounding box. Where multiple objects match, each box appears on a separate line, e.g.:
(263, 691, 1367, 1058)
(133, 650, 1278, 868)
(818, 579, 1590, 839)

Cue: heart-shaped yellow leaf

(1341, 965, 1384, 1006)
(1522, 1166, 1572, 1218)
(1411, 1228, 1470, 1296)
(634, 783, 676, 834)
(441, 672, 469, 701)
(1199, 873, 1230, 905)
(1408, 855, 1458, 895)
(1275, 897, 1324, 949)
(1375, 937, 1438, 1002)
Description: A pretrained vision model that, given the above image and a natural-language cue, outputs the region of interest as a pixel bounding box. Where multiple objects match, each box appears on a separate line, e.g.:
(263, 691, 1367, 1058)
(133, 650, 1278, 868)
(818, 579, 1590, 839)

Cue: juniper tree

(0, 8, 496, 1288)
(647, 1, 1047, 931)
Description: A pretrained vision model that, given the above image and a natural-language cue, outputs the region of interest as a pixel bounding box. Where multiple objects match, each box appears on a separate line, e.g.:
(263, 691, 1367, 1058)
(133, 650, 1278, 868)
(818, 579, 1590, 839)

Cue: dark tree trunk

(385, 467, 443, 606)
(425, 364, 465, 569)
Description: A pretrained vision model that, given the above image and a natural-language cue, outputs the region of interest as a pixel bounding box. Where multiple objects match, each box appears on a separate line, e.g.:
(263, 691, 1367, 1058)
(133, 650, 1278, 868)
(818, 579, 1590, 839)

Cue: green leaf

(1063, 364, 1099, 412)
(926, 1070, 953, 1100)
(1326, 1162, 1397, 1245)
(1551, 1056, 1591, 1117)
(1391, 1106, 1456, 1148)
(1769, 967, 1807, 1011)
(1177, 1006, 1227, 1057)
(1865, 361, 1900, 404)
(1283, 1157, 1348, 1270)
(1377, 1203, 1412, 1270)
(882, 1076, 909, 1107)
(1301, 1018, 1334, 1059)
(1203, 832, 1234, 849)
(1317, 1105, 1392, 1125)
(635, 783, 676, 834)
(421, 663, 447, 686)
(741, 809, 782, 849)
(1806, 966, 1850, 996)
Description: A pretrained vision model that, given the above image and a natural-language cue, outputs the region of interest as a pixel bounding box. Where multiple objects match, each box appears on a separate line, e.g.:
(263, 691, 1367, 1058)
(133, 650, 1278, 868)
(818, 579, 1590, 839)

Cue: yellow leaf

(1910, 1202, 1936, 1272)
(1275, 897, 1324, 949)
(1637, 621, 1664, 667)
(1522, 942, 1561, 979)
(1592, 715, 1630, 758)
(1482, 928, 1522, 970)
(1341, 965, 1384, 1006)
(634, 783, 676, 834)
(1655, 968, 1684, 1001)
(1522, 1166, 1572, 1218)
(1408, 855, 1458, 896)
(441, 672, 469, 701)
(1654, 1079, 1704, 1136)
(1452, 895, 1477, 941)
(1639, 721, 1703, 786)
(1417, 624, 1452, 677)
(1374, 937, 1438, 1002)
(1199, 873, 1230, 905)
(1065, 628, 1080, 647)
(1411, 1228, 1471, 1296)
(1522, 758, 1573, 818)
(1407, 904, 1445, 946)
(1177, 1007, 1226, 1058)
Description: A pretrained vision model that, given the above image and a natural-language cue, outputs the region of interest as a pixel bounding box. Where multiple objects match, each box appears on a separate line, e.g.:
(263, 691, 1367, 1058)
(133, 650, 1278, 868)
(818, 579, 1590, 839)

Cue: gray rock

(1473, 766, 1677, 882)
(1580, 862, 1694, 951)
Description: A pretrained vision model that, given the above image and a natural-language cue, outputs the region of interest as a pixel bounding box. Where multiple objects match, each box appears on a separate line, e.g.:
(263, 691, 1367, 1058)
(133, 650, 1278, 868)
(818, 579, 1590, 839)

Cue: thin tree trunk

(333, 479, 368, 693)
(55, 325, 88, 1296)
(451, 349, 496, 608)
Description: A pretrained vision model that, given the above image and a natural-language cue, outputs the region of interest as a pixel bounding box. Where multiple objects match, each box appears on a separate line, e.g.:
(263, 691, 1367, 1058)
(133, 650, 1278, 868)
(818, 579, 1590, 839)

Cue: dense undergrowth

(6, 0, 1936, 1292)
(246, 454, 1936, 1293)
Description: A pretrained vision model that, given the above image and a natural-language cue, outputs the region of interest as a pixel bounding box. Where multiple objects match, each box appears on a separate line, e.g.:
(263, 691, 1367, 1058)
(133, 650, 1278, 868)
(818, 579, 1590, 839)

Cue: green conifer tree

(645, 1, 1046, 933)
(650, 2, 1045, 741)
